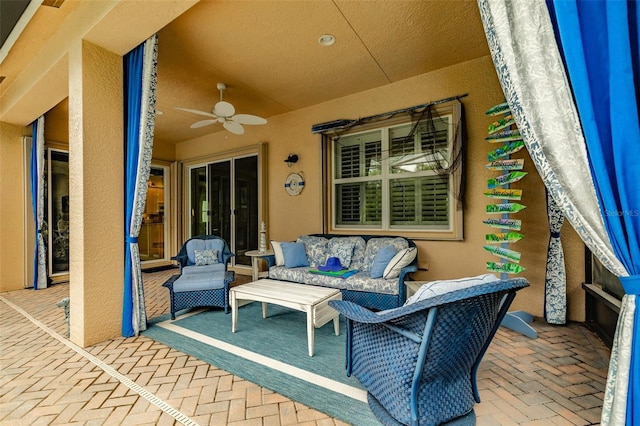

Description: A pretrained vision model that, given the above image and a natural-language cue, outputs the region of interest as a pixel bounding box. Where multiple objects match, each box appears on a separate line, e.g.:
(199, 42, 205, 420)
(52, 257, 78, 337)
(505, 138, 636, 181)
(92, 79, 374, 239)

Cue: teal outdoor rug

(143, 302, 380, 425)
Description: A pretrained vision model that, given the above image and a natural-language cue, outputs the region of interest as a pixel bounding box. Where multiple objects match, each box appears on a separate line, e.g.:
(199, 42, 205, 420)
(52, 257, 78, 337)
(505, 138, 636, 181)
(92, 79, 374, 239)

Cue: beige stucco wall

(175, 55, 586, 321)
(45, 99, 70, 144)
(0, 122, 30, 292)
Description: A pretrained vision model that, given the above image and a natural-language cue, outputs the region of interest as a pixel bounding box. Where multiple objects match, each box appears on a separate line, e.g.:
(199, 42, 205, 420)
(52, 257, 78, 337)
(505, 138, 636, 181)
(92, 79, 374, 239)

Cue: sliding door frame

(179, 143, 268, 274)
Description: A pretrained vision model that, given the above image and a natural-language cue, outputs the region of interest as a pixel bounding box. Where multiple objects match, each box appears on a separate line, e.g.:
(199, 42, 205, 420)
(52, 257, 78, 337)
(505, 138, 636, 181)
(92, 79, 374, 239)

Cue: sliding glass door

(140, 165, 170, 265)
(46, 149, 70, 277)
(187, 155, 258, 267)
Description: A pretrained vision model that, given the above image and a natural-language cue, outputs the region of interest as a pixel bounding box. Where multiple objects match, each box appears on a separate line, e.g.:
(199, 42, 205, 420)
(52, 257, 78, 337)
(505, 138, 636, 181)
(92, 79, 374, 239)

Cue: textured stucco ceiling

(0, 0, 490, 145)
(154, 0, 490, 145)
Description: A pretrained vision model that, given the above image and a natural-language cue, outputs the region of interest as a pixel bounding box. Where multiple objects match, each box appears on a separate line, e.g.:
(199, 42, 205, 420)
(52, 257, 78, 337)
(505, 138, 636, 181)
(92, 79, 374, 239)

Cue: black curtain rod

(311, 93, 468, 134)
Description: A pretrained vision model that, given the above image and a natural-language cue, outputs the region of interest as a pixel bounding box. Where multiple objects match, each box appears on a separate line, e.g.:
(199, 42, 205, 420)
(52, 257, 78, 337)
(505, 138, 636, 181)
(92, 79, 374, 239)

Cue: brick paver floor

(1, 268, 610, 425)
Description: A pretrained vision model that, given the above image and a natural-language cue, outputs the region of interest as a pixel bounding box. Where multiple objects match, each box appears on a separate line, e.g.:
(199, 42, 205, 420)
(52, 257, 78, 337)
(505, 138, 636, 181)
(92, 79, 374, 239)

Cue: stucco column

(68, 40, 124, 347)
(0, 123, 30, 292)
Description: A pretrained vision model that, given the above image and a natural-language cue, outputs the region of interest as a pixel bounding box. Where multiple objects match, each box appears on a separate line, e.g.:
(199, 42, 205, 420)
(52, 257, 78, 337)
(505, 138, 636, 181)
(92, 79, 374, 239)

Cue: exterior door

(188, 155, 258, 267)
(140, 165, 170, 266)
(46, 149, 70, 278)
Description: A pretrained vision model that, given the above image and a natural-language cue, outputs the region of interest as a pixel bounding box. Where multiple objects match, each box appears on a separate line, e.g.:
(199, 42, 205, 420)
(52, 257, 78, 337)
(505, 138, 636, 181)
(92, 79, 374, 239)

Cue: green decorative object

(485, 232, 525, 244)
(487, 114, 515, 134)
(486, 203, 527, 214)
(486, 261, 526, 275)
(483, 102, 532, 337)
(488, 140, 526, 161)
(484, 188, 523, 200)
(483, 218, 522, 230)
(488, 171, 528, 189)
(484, 245, 522, 263)
(485, 128, 521, 142)
(484, 102, 511, 116)
(485, 159, 525, 170)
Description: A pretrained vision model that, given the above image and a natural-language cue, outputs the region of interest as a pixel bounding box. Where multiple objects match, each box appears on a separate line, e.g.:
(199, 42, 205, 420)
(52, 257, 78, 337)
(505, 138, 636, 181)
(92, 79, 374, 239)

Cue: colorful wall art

(484, 101, 526, 276)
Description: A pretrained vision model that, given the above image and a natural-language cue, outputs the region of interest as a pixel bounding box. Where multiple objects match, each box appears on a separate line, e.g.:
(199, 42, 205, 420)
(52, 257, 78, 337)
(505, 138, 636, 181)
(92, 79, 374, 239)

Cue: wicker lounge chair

(163, 235, 235, 319)
(329, 277, 529, 426)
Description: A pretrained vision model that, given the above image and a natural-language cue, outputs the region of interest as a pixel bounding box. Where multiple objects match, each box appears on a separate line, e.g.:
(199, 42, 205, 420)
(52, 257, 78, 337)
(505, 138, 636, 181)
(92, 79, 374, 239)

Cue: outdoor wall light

(285, 154, 299, 167)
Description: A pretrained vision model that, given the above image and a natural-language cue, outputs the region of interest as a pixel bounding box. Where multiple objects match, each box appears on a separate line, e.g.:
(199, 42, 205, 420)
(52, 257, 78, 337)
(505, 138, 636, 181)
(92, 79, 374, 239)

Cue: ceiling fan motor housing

(175, 82, 267, 134)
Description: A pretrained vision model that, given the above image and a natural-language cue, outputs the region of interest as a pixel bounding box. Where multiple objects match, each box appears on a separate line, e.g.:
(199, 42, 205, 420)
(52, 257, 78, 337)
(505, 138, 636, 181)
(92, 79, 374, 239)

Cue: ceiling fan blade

(214, 101, 235, 118)
(233, 114, 267, 125)
(175, 107, 217, 118)
(223, 120, 244, 135)
(191, 119, 217, 129)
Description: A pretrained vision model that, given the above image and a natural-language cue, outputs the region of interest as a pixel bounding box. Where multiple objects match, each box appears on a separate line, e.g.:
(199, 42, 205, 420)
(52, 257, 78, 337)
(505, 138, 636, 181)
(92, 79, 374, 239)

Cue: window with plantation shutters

(328, 101, 463, 239)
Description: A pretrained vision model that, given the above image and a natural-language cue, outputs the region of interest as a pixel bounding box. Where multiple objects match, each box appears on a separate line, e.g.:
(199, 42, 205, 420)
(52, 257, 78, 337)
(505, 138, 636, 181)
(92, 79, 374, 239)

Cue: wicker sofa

(264, 234, 418, 311)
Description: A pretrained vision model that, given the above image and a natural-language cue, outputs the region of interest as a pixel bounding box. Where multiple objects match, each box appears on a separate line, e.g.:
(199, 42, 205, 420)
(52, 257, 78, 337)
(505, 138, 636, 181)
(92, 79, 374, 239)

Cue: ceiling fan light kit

(175, 82, 267, 135)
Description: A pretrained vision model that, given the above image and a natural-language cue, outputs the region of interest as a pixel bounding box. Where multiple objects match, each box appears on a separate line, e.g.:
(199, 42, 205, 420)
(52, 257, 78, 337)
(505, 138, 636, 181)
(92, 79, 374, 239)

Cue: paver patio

(0, 268, 610, 425)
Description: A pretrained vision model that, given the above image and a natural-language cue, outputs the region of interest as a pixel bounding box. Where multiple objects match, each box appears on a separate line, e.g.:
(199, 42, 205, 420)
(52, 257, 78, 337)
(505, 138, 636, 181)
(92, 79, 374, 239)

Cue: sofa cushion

(403, 274, 499, 305)
(330, 237, 367, 270)
(271, 241, 285, 266)
(370, 245, 398, 278)
(269, 266, 399, 295)
(326, 238, 356, 268)
(182, 263, 226, 276)
(297, 235, 329, 267)
(281, 242, 309, 268)
(362, 237, 409, 272)
(194, 249, 219, 266)
(173, 274, 226, 292)
(383, 247, 418, 279)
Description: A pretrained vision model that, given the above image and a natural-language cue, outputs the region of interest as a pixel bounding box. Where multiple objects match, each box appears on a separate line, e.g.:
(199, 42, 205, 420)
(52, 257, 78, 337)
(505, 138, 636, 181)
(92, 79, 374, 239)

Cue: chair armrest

(221, 252, 235, 266)
(172, 254, 188, 268)
(398, 264, 418, 283)
(331, 278, 530, 323)
(330, 300, 428, 345)
(161, 274, 180, 289)
(329, 300, 389, 323)
(397, 264, 418, 303)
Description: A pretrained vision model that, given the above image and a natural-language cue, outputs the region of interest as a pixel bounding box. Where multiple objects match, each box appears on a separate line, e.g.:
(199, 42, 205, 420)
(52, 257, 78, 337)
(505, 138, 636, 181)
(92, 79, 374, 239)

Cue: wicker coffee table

(230, 279, 341, 356)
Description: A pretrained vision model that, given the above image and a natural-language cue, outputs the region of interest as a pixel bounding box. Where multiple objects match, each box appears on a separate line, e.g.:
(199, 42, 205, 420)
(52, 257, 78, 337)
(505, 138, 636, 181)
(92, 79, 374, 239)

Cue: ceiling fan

(175, 83, 267, 135)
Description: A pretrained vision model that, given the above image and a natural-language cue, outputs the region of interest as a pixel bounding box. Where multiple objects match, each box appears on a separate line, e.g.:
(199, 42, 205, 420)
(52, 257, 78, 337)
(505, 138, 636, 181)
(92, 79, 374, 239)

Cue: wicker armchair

(163, 235, 235, 319)
(329, 277, 529, 426)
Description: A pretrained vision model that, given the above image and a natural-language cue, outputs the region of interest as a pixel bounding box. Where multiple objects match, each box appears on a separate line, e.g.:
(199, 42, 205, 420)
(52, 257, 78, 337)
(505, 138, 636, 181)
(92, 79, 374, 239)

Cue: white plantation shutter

(339, 144, 359, 178)
(421, 176, 449, 226)
(335, 133, 382, 226)
(390, 178, 417, 225)
(420, 117, 450, 163)
(389, 176, 449, 227)
(330, 103, 461, 235)
(364, 181, 382, 224)
(337, 183, 360, 224)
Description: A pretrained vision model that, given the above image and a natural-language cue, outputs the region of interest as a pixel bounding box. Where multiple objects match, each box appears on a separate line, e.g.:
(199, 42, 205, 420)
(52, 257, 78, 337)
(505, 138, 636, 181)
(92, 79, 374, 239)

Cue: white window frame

(328, 102, 463, 240)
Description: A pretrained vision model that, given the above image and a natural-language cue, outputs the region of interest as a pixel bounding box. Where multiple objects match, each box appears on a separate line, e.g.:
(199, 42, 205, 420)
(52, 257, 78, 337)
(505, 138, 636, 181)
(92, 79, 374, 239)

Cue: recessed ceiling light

(156, 110, 164, 115)
(318, 34, 336, 46)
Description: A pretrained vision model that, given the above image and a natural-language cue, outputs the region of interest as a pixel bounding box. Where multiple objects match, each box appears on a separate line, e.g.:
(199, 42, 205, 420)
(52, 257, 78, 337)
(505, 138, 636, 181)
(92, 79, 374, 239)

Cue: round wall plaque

(284, 172, 305, 196)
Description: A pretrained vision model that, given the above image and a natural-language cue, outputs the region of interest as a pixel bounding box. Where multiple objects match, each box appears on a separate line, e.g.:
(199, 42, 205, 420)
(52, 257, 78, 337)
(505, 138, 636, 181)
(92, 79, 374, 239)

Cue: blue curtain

(122, 34, 158, 337)
(30, 120, 40, 289)
(550, 1, 639, 423)
(123, 41, 144, 337)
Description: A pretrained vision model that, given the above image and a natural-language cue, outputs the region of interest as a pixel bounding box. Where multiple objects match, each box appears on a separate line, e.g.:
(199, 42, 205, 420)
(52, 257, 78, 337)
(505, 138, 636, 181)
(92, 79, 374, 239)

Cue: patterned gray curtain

(544, 191, 566, 324)
(32, 115, 48, 289)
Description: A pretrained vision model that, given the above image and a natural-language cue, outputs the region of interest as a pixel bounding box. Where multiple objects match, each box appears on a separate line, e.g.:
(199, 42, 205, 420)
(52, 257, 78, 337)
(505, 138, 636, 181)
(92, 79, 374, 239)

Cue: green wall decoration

(483, 102, 537, 339)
